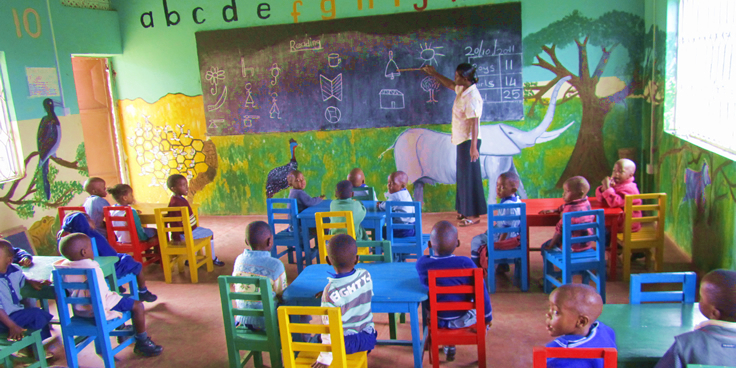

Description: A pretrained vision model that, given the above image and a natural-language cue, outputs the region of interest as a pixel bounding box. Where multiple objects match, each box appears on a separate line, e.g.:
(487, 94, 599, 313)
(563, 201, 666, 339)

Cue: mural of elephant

(381, 76, 573, 204)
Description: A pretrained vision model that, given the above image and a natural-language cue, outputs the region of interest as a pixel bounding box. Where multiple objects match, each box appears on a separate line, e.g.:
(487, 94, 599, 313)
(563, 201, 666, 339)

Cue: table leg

(608, 219, 619, 282)
(388, 313, 398, 340)
(299, 219, 309, 273)
(376, 219, 384, 241)
(526, 227, 532, 285)
(410, 303, 423, 368)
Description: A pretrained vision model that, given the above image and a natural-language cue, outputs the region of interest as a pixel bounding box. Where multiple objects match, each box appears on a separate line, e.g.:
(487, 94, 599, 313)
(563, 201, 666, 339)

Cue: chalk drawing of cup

(328, 53, 342, 68)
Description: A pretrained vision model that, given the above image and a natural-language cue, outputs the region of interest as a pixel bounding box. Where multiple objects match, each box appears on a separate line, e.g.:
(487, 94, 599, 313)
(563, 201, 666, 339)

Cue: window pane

(0, 70, 24, 183)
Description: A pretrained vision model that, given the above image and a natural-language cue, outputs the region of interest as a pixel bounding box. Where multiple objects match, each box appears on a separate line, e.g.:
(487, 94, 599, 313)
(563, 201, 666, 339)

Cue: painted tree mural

(523, 10, 647, 187)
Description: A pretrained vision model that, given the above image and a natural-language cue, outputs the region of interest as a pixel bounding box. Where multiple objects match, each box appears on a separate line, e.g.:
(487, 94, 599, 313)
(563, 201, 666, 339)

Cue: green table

(20, 255, 120, 300)
(598, 303, 707, 368)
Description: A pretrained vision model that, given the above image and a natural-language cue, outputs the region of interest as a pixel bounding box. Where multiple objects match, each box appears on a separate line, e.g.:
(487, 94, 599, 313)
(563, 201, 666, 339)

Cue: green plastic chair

(352, 186, 376, 201)
(356, 240, 392, 263)
(219, 275, 281, 368)
(0, 329, 48, 368)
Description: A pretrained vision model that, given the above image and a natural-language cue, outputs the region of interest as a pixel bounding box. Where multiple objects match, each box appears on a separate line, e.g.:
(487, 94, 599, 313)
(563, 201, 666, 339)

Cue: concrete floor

(39, 212, 693, 368)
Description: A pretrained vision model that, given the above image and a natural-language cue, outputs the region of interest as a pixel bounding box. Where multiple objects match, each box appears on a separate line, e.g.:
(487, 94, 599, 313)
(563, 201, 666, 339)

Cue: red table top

(523, 197, 623, 227)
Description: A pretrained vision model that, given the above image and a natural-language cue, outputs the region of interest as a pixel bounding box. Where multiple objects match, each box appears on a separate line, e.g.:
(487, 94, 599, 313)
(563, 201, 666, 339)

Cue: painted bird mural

(36, 98, 61, 200)
(266, 138, 298, 198)
(683, 161, 711, 209)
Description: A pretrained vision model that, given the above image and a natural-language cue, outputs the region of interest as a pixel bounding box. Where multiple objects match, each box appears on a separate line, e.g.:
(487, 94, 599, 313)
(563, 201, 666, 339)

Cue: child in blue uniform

(545, 284, 616, 368)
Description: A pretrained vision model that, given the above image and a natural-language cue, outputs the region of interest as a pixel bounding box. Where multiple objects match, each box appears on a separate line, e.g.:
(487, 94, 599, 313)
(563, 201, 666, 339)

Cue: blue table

(283, 263, 428, 368)
(296, 200, 386, 268)
(598, 303, 707, 368)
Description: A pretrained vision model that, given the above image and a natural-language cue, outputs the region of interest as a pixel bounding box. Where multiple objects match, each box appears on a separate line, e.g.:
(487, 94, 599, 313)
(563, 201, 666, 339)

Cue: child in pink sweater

(595, 159, 642, 247)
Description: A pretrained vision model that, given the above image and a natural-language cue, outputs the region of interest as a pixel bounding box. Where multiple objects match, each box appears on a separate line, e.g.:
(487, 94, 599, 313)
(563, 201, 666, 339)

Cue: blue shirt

(492, 194, 522, 242)
(83, 195, 110, 230)
(0, 264, 26, 315)
(415, 254, 492, 323)
(546, 321, 617, 368)
(232, 250, 288, 330)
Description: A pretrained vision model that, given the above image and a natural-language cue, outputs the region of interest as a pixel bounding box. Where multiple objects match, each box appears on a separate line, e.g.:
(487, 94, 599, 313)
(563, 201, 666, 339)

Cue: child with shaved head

(416, 221, 492, 361)
(54, 234, 163, 357)
(595, 158, 642, 247)
(545, 284, 616, 368)
(655, 269, 736, 367)
(349, 168, 377, 200)
(330, 180, 369, 241)
(232, 221, 288, 330)
(377, 171, 416, 238)
(287, 170, 325, 214)
(540, 176, 596, 253)
(83, 177, 111, 239)
(313, 234, 376, 368)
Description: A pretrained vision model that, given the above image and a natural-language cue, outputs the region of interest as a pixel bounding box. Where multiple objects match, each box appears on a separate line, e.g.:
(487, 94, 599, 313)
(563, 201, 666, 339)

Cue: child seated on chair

(83, 177, 110, 239)
(348, 168, 377, 200)
(232, 221, 287, 330)
(0, 240, 53, 343)
(54, 234, 163, 357)
(0, 236, 33, 267)
(470, 172, 523, 273)
(107, 184, 157, 244)
(330, 180, 369, 241)
(287, 170, 325, 213)
(166, 174, 225, 267)
(595, 158, 643, 254)
(545, 284, 616, 368)
(654, 269, 736, 368)
(376, 171, 415, 238)
(314, 234, 377, 368)
(416, 221, 492, 362)
(540, 176, 596, 253)
(60, 213, 158, 303)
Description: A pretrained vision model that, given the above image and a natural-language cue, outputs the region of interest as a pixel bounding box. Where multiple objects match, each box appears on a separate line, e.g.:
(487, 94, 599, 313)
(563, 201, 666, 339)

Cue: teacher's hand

(470, 145, 480, 162)
(420, 65, 436, 75)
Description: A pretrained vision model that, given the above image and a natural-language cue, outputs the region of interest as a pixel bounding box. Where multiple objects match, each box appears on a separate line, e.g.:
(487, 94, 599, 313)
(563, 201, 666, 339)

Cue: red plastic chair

(103, 206, 161, 267)
(533, 347, 618, 368)
(425, 268, 486, 368)
(58, 206, 86, 223)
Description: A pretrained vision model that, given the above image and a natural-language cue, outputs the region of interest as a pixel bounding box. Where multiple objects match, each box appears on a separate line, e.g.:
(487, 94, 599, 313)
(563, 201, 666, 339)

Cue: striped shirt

(318, 268, 374, 365)
(554, 198, 595, 252)
(232, 250, 287, 330)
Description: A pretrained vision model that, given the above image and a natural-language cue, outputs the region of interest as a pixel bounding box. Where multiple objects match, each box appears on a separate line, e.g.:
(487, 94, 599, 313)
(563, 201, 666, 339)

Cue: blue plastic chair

(267, 198, 315, 273)
(385, 201, 429, 261)
(630, 272, 697, 304)
(486, 202, 528, 293)
(543, 209, 607, 303)
(52, 268, 136, 368)
(90, 238, 138, 300)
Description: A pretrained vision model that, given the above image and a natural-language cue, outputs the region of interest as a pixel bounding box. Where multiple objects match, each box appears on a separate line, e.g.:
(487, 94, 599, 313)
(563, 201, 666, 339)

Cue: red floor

(40, 212, 692, 368)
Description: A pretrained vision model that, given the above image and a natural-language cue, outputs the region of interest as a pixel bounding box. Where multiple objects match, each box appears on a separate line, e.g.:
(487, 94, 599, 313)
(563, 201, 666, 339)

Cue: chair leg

(543, 258, 552, 294)
(623, 248, 632, 282)
(98, 333, 116, 368)
(388, 313, 398, 340)
(519, 257, 529, 292)
(188, 249, 199, 284)
(253, 351, 264, 367)
(430, 336, 440, 368)
(205, 238, 214, 272)
(62, 333, 79, 368)
(487, 259, 496, 294)
(269, 347, 283, 368)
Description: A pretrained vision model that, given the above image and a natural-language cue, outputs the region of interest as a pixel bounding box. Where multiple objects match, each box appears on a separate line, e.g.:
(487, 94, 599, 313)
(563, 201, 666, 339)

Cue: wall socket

(646, 164, 656, 175)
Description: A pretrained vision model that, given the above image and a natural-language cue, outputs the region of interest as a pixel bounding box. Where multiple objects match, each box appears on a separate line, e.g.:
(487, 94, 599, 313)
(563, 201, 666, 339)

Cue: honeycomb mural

(127, 115, 209, 188)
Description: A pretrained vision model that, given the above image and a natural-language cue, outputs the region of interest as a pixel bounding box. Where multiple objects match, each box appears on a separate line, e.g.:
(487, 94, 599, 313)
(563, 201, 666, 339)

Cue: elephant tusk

(535, 121, 576, 144)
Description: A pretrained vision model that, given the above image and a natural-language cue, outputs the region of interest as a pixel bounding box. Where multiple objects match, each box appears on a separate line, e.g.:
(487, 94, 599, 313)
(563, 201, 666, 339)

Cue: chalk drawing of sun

(417, 43, 445, 67)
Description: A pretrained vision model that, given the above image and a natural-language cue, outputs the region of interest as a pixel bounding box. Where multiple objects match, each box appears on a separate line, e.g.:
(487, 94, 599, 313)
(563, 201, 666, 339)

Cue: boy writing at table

(545, 284, 616, 368)
(313, 234, 377, 368)
(416, 221, 492, 361)
(655, 269, 736, 368)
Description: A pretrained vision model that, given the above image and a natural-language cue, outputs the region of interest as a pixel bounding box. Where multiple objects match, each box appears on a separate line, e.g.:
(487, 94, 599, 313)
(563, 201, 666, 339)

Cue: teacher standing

(422, 63, 486, 226)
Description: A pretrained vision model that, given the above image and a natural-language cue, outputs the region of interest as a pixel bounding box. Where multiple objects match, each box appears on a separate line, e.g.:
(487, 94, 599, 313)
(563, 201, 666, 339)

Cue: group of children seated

(2, 159, 735, 367)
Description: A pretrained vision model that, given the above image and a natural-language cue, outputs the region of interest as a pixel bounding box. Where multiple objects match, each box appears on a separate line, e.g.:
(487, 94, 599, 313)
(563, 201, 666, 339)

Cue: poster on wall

(195, 3, 523, 136)
(25, 67, 60, 98)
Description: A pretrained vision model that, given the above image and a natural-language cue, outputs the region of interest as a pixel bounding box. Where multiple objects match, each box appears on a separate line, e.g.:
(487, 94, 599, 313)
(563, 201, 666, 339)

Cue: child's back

(330, 180, 368, 240)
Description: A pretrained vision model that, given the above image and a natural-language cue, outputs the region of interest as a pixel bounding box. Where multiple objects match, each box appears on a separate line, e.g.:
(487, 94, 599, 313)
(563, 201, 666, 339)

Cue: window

(668, 0, 735, 158)
(0, 57, 25, 183)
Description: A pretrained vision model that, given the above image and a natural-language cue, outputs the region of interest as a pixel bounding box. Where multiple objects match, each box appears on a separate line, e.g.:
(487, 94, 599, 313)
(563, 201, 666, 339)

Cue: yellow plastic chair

(277, 306, 367, 368)
(315, 211, 361, 264)
(618, 193, 667, 282)
(154, 207, 214, 283)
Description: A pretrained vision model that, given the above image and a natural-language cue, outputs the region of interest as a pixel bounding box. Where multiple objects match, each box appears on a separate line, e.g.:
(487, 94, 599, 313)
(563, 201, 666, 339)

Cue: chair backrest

(533, 347, 618, 368)
(561, 209, 605, 260)
(623, 193, 666, 242)
(351, 187, 376, 201)
(487, 202, 527, 251)
(315, 211, 355, 264)
(266, 198, 299, 236)
(428, 268, 485, 335)
(102, 206, 140, 247)
(385, 201, 424, 258)
(278, 306, 349, 368)
(218, 275, 279, 347)
(356, 240, 392, 263)
(52, 267, 115, 329)
(630, 272, 697, 304)
(58, 206, 86, 224)
(154, 207, 195, 244)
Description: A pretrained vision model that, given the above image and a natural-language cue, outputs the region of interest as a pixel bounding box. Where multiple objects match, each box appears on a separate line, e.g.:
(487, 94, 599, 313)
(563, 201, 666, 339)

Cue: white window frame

(667, 0, 736, 160)
(0, 52, 26, 184)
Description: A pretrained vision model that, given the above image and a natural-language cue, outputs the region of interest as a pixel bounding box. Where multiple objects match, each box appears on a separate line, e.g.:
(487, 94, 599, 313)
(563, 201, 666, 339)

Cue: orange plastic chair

(425, 268, 487, 368)
(154, 207, 213, 283)
(277, 306, 367, 368)
(618, 193, 667, 282)
(103, 206, 161, 267)
(533, 347, 618, 368)
(315, 211, 357, 264)
(58, 206, 86, 223)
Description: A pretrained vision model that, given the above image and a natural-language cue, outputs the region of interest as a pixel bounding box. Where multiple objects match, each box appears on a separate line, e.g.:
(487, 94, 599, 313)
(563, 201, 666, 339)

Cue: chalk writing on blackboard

(328, 53, 342, 68)
(290, 37, 322, 52)
(325, 106, 341, 124)
(380, 89, 405, 110)
(417, 43, 445, 67)
(207, 86, 227, 112)
(320, 74, 343, 102)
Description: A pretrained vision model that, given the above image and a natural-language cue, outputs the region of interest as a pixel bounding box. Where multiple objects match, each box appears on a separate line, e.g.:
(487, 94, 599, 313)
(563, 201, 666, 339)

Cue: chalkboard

(196, 3, 522, 136)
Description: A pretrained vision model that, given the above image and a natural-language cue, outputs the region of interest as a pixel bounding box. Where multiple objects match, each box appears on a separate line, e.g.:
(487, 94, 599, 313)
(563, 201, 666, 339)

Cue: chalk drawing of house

(379, 89, 405, 109)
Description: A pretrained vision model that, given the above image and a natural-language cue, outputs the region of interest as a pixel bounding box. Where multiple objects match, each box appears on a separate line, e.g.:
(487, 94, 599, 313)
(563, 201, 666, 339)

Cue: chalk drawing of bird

(683, 161, 711, 209)
(36, 98, 61, 200)
(265, 138, 298, 198)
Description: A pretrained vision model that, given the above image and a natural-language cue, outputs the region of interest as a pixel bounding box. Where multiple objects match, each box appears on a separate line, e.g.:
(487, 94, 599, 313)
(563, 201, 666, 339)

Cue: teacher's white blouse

(451, 84, 483, 145)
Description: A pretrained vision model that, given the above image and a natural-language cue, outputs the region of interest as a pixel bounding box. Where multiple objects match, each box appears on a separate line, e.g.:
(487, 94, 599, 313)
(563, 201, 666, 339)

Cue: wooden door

(72, 57, 122, 186)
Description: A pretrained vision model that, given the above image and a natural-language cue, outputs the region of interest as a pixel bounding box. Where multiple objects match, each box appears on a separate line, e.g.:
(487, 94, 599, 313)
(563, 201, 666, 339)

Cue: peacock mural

(36, 98, 61, 200)
(265, 138, 298, 198)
